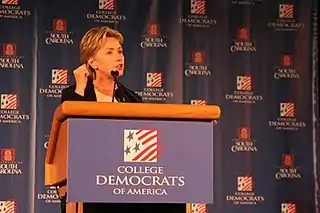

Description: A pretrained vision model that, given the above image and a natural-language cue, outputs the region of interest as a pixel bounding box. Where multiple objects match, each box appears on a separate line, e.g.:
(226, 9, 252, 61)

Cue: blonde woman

(61, 26, 141, 103)
(59, 26, 184, 213)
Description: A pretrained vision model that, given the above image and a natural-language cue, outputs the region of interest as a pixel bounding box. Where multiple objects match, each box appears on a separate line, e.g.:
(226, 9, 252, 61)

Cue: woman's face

(90, 37, 124, 78)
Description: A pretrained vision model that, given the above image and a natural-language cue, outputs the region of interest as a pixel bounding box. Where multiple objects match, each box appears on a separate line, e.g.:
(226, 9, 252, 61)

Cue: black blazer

(61, 78, 142, 103)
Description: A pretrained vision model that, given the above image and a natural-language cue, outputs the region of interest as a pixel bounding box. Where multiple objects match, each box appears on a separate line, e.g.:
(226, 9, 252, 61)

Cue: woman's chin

(117, 70, 124, 77)
(98, 70, 123, 78)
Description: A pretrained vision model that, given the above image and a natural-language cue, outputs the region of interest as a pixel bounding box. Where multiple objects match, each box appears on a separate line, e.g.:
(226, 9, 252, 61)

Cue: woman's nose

(117, 55, 123, 61)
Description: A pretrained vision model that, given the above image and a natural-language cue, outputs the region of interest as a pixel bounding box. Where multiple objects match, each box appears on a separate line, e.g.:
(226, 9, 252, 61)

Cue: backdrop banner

(311, 0, 319, 211)
(0, 0, 317, 213)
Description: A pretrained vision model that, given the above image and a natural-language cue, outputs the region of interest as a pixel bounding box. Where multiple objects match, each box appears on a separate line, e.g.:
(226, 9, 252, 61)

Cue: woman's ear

(86, 58, 97, 80)
(87, 58, 98, 70)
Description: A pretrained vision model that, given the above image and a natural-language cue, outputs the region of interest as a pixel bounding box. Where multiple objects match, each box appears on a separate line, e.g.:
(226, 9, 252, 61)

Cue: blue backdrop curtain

(312, 0, 319, 211)
(0, 0, 318, 213)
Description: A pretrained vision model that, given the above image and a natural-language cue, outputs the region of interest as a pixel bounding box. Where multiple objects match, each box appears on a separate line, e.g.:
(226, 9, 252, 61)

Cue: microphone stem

(112, 79, 117, 102)
(111, 72, 142, 103)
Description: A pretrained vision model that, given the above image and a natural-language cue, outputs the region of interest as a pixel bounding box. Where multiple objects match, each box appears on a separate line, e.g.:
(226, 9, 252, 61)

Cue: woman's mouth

(115, 64, 123, 70)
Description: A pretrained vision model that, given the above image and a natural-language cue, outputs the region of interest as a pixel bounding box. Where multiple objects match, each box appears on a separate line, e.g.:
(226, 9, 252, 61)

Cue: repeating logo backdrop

(0, 0, 318, 213)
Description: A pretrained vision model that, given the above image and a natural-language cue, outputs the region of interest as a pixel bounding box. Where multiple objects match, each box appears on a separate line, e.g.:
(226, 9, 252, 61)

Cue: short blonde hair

(79, 26, 124, 64)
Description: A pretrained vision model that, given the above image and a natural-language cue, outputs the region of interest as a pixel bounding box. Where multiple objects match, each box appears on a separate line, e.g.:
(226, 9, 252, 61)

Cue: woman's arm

(61, 86, 86, 104)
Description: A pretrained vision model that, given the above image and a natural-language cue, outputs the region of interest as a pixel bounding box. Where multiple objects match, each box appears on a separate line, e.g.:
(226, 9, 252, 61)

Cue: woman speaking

(61, 26, 141, 103)
(59, 26, 185, 213)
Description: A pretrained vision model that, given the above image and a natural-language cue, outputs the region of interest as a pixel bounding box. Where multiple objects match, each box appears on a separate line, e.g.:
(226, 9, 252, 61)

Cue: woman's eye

(107, 51, 113, 55)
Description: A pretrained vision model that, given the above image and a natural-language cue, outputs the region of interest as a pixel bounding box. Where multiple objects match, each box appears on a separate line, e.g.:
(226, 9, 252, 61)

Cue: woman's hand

(74, 64, 89, 96)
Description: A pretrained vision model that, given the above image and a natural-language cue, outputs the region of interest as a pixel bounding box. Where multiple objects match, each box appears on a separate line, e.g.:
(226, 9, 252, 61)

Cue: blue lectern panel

(67, 118, 213, 203)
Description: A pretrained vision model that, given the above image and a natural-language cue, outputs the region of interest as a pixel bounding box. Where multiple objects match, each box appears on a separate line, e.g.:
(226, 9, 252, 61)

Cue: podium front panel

(67, 118, 213, 204)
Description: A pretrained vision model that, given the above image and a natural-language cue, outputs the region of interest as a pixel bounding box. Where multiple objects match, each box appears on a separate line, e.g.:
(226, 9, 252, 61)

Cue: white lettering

(96, 175, 185, 187)
(127, 188, 167, 196)
(117, 166, 164, 174)
(96, 175, 107, 185)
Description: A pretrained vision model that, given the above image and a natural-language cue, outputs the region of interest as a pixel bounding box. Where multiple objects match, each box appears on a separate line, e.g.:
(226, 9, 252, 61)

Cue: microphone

(111, 71, 119, 102)
(110, 70, 142, 103)
(111, 70, 119, 78)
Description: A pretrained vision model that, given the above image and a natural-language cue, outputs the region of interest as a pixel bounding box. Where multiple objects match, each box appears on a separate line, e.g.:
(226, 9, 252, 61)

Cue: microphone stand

(110, 71, 143, 103)
(111, 76, 117, 103)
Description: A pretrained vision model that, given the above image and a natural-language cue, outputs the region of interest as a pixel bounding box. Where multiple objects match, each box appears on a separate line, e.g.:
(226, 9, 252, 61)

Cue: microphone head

(111, 70, 119, 77)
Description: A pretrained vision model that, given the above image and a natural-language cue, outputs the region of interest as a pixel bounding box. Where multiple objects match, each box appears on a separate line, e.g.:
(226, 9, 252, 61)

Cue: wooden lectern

(45, 101, 221, 213)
